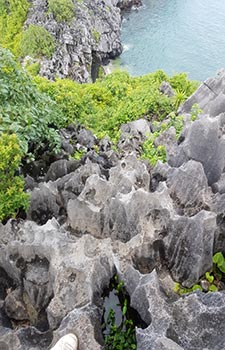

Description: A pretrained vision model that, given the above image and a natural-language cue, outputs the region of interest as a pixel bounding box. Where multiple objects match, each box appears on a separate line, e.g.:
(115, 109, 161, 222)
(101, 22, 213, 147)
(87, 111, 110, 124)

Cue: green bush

(0, 0, 30, 55)
(0, 47, 64, 158)
(0, 133, 29, 222)
(48, 0, 75, 22)
(20, 25, 55, 58)
(35, 70, 197, 143)
(170, 72, 199, 109)
(25, 61, 40, 76)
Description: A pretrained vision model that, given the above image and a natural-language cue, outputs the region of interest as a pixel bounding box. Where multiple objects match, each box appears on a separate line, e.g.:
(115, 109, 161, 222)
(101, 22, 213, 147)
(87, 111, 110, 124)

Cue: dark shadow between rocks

(0, 267, 17, 300)
(17, 328, 53, 348)
(101, 274, 148, 348)
(132, 240, 166, 275)
(0, 254, 54, 347)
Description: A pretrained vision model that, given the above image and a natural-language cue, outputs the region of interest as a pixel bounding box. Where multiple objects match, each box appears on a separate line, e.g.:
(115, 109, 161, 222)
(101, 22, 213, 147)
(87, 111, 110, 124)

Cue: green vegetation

(0, 133, 29, 222)
(141, 113, 184, 166)
(48, 0, 75, 22)
(0, 47, 65, 221)
(190, 103, 202, 121)
(93, 29, 100, 43)
(35, 70, 198, 142)
(174, 252, 225, 295)
(0, 47, 64, 158)
(25, 61, 41, 76)
(103, 275, 137, 350)
(0, 0, 30, 55)
(20, 25, 55, 58)
(72, 149, 86, 160)
(0, 0, 55, 58)
(0, 47, 198, 222)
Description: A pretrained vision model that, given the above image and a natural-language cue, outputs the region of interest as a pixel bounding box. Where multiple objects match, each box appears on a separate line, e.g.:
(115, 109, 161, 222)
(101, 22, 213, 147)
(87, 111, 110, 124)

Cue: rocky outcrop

(24, 0, 140, 82)
(179, 69, 225, 116)
(2, 72, 225, 349)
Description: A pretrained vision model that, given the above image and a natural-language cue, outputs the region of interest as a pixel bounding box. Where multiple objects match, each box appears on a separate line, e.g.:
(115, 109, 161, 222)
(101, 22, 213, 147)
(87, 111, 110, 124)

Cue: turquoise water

(120, 0, 225, 81)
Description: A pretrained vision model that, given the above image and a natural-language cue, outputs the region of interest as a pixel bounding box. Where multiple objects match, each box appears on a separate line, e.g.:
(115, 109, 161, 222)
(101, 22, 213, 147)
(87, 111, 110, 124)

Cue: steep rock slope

(24, 0, 139, 82)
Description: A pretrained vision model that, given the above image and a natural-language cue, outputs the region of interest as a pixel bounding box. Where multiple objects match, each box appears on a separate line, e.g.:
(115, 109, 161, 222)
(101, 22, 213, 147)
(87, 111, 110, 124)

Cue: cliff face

(24, 0, 139, 82)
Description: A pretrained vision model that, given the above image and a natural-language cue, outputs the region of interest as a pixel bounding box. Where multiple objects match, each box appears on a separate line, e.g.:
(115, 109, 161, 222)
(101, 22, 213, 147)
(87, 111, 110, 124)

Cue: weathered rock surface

(179, 69, 225, 116)
(24, 0, 141, 82)
(168, 115, 225, 185)
(3, 71, 225, 349)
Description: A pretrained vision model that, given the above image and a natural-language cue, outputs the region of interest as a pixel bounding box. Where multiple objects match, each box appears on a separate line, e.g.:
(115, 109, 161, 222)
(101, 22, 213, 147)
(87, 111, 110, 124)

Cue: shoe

(50, 334, 78, 350)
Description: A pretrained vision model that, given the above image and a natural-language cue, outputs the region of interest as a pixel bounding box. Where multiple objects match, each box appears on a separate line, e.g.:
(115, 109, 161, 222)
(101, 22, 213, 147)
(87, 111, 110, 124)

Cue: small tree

(48, 0, 75, 22)
(20, 24, 55, 58)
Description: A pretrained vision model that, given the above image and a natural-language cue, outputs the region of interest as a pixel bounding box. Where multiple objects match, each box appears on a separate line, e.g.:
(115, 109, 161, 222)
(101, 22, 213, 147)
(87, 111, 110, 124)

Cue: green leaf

(209, 284, 218, 292)
(205, 272, 214, 283)
(218, 262, 225, 274)
(192, 284, 203, 292)
(213, 252, 225, 266)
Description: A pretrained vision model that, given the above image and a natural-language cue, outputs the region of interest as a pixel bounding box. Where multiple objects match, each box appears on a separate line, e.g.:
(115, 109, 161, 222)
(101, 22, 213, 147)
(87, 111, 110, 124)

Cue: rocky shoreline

(24, 0, 141, 83)
(1, 71, 225, 349)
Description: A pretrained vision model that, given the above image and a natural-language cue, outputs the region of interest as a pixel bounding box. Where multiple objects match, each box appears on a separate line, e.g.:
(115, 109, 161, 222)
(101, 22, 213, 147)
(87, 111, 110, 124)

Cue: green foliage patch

(0, 133, 29, 222)
(48, 0, 75, 22)
(103, 275, 137, 350)
(35, 70, 198, 143)
(0, 47, 64, 158)
(20, 25, 56, 58)
(141, 113, 184, 166)
(0, 0, 30, 55)
(93, 28, 100, 43)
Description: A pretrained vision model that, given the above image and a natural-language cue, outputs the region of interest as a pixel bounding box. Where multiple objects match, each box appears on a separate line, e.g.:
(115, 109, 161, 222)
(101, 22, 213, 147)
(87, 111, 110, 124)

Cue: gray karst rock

(159, 81, 175, 97)
(168, 115, 225, 185)
(51, 304, 104, 350)
(179, 69, 225, 116)
(164, 210, 216, 287)
(166, 292, 225, 350)
(118, 119, 151, 154)
(44, 159, 80, 182)
(166, 160, 212, 216)
(27, 183, 60, 225)
(4, 71, 225, 349)
(24, 0, 140, 82)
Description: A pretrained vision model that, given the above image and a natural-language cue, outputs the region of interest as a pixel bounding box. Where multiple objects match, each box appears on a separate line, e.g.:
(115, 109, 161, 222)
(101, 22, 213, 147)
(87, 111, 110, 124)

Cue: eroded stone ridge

(24, 0, 141, 82)
(1, 72, 225, 349)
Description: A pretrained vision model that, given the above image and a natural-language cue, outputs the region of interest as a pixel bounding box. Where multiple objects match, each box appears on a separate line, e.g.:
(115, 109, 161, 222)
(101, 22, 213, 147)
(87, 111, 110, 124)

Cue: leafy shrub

(0, 133, 29, 222)
(25, 61, 40, 76)
(0, 47, 64, 158)
(141, 133, 166, 166)
(190, 103, 202, 121)
(170, 73, 199, 109)
(141, 114, 184, 166)
(20, 25, 55, 58)
(35, 70, 197, 143)
(170, 72, 199, 97)
(0, 0, 30, 55)
(48, 0, 75, 22)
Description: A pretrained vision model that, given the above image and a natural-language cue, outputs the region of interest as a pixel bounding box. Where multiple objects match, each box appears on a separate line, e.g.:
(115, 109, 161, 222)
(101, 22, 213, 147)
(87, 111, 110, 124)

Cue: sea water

(120, 0, 225, 81)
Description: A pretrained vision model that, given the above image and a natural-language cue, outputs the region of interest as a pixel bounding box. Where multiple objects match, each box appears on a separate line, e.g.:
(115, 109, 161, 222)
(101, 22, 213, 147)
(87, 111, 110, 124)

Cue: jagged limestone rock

(179, 70, 225, 116)
(24, 0, 124, 82)
(168, 115, 225, 185)
(164, 210, 216, 287)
